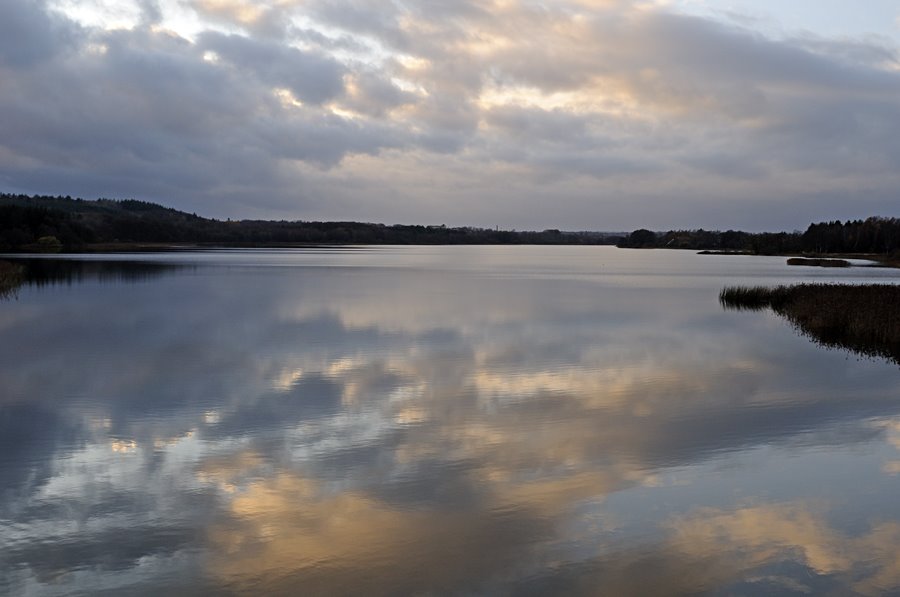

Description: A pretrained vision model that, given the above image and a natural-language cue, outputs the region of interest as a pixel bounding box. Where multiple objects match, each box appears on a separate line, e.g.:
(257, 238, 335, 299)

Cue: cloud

(0, 0, 82, 68)
(2, 0, 900, 227)
(0, 18, 408, 210)
(198, 31, 346, 104)
(342, 70, 417, 117)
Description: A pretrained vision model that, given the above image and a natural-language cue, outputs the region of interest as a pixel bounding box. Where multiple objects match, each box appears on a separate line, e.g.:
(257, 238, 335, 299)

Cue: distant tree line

(4, 193, 897, 254)
(0, 193, 620, 250)
(618, 217, 900, 255)
(801, 218, 900, 254)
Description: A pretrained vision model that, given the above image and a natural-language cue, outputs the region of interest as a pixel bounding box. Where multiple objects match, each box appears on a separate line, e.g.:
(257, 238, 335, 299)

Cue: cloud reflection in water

(3, 248, 900, 595)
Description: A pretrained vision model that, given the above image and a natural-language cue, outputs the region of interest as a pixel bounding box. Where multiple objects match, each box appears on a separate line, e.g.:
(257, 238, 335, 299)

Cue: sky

(1, 0, 900, 231)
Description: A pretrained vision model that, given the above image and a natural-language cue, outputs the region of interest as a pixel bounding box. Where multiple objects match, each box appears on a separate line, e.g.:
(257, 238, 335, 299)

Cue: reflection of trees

(8, 258, 190, 289)
(720, 283, 900, 365)
(0, 261, 24, 300)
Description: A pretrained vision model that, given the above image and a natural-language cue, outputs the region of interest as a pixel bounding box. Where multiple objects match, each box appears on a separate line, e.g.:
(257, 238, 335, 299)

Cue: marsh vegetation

(720, 283, 900, 364)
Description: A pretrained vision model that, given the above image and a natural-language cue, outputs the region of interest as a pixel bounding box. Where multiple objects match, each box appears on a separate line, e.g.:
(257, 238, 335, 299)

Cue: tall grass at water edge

(720, 283, 900, 364)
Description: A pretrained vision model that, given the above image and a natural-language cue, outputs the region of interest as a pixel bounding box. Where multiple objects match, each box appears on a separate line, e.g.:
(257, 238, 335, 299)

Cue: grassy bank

(720, 283, 900, 364)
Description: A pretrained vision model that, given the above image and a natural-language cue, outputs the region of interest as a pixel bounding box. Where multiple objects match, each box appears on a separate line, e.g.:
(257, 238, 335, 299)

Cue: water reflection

(11, 257, 189, 287)
(0, 260, 24, 299)
(3, 248, 900, 595)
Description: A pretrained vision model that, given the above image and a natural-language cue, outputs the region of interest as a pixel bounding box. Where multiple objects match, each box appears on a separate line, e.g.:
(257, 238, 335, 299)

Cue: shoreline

(697, 249, 900, 269)
(4, 243, 900, 270)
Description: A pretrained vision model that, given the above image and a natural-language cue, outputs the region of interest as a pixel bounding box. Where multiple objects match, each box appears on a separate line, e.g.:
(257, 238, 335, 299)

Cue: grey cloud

(537, 152, 661, 181)
(1, 27, 248, 160)
(413, 130, 468, 154)
(503, 11, 898, 128)
(478, 106, 661, 180)
(0, 11, 406, 209)
(344, 70, 417, 117)
(252, 110, 406, 166)
(136, 0, 163, 26)
(0, 0, 81, 68)
(3, 0, 900, 228)
(794, 35, 899, 69)
(307, 0, 412, 51)
(682, 151, 768, 180)
(291, 25, 371, 54)
(198, 31, 346, 104)
(483, 106, 594, 144)
(748, 94, 900, 177)
(188, 0, 293, 39)
(403, 0, 490, 21)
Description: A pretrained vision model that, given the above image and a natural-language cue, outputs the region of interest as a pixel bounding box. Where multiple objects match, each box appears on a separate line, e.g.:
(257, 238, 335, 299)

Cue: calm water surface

(3, 246, 900, 596)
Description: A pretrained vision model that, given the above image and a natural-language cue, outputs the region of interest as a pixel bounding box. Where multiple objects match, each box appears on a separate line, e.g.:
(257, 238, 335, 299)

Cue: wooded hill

(0, 193, 619, 250)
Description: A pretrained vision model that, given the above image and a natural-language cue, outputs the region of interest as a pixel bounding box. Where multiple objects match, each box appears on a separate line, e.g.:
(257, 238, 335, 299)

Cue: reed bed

(718, 285, 792, 311)
(720, 283, 900, 364)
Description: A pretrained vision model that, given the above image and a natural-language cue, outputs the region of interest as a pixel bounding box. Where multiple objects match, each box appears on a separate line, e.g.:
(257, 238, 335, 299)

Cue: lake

(3, 245, 900, 596)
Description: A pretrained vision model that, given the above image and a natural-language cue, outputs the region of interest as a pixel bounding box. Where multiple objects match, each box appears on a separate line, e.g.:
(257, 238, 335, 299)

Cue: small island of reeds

(786, 257, 851, 267)
(720, 283, 900, 364)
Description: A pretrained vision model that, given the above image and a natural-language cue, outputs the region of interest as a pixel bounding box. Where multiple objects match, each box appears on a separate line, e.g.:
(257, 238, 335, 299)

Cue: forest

(0, 193, 618, 250)
(2, 193, 898, 255)
(618, 218, 900, 255)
